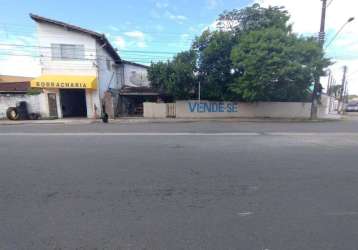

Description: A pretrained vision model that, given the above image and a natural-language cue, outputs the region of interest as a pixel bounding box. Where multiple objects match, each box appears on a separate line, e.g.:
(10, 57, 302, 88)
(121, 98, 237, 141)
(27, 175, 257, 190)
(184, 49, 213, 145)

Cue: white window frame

(51, 44, 85, 60)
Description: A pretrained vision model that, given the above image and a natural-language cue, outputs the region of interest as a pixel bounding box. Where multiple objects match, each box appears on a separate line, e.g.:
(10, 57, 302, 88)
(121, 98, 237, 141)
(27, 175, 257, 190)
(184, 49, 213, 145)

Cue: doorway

(60, 89, 87, 118)
(48, 93, 58, 118)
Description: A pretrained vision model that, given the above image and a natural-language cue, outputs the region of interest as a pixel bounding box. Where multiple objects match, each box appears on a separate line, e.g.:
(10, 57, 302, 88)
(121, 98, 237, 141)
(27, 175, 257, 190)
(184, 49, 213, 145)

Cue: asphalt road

(1, 119, 358, 250)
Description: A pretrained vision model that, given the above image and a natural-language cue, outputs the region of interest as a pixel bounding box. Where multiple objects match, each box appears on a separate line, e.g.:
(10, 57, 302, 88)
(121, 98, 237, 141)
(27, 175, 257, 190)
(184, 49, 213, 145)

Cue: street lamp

(325, 17, 355, 49)
(311, 10, 354, 120)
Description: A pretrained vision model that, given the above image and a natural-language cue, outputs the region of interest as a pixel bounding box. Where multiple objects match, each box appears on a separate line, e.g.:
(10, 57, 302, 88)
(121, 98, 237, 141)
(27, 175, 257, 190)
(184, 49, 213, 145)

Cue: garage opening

(60, 89, 87, 118)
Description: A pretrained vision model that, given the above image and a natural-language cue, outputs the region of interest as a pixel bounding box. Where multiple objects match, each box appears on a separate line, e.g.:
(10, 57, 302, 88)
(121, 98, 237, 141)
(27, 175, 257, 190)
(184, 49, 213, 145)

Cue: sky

(0, 0, 357, 94)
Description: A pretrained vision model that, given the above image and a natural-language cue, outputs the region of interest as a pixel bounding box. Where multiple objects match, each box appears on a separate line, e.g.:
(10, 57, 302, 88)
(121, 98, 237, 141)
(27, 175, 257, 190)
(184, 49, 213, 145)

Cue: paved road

(1, 115, 358, 134)
(1, 119, 358, 249)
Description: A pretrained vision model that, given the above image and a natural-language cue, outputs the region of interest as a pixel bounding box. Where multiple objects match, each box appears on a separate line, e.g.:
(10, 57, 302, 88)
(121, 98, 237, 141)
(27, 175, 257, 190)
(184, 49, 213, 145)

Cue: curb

(0, 117, 342, 126)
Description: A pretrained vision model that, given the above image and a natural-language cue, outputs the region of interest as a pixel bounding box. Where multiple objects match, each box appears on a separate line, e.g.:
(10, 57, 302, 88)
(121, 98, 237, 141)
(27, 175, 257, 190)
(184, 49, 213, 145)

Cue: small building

(116, 60, 158, 117)
(0, 75, 44, 118)
(28, 14, 157, 119)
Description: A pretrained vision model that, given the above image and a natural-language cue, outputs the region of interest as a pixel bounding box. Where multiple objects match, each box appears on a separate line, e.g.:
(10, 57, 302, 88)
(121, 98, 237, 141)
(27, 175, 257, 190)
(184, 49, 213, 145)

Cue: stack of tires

(6, 107, 19, 120)
(6, 101, 40, 121)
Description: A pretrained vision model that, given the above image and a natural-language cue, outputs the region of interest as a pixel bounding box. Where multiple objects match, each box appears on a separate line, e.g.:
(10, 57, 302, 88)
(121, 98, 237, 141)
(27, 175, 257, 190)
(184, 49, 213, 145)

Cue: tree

(148, 4, 331, 102)
(148, 50, 197, 100)
(230, 27, 331, 102)
(217, 3, 291, 33)
(192, 30, 237, 100)
(328, 85, 342, 98)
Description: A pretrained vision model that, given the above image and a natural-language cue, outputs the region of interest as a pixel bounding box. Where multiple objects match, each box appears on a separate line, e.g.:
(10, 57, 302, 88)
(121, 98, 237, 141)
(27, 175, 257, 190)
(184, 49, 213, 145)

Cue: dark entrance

(118, 95, 158, 117)
(48, 93, 58, 118)
(60, 89, 87, 118)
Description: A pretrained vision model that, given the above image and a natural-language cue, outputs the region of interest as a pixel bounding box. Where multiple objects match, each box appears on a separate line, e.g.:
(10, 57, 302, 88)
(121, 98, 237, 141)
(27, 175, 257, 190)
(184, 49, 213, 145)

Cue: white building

(30, 14, 156, 119)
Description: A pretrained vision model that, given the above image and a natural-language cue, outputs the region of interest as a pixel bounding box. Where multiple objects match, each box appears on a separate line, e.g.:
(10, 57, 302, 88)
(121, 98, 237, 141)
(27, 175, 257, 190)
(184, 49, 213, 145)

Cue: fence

(144, 96, 332, 119)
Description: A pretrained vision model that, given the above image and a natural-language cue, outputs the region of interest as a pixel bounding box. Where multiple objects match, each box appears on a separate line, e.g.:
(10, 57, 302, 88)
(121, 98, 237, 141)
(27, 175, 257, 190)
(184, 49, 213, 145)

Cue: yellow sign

(30, 75, 97, 89)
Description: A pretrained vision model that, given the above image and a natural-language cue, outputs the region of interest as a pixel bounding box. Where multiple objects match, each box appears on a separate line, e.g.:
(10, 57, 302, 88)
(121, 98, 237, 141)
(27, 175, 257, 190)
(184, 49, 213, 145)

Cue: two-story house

(29, 14, 157, 119)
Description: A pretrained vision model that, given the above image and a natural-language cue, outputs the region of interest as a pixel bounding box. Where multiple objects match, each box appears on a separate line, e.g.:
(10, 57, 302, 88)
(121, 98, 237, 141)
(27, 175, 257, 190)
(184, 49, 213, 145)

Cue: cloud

(137, 41, 147, 48)
(124, 31, 145, 40)
(123, 31, 148, 49)
(165, 11, 188, 24)
(0, 55, 40, 77)
(207, 0, 221, 9)
(155, 1, 169, 9)
(114, 36, 126, 49)
(0, 33, 40, 76)
(108, 25, 119, 32)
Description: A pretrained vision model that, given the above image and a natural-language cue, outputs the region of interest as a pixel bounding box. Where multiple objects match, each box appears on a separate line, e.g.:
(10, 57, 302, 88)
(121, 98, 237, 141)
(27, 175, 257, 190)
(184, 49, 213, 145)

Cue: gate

(166, 103, 176, 118)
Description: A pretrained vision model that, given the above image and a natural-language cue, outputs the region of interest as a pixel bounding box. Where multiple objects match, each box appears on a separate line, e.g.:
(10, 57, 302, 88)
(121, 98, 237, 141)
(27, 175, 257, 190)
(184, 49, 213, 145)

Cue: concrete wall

(0, 94, 45, 119)
(143, 98, 330, 119)
(123, 64, 150, 88)
(143, 103, 167, 118)
(96, 44, 120, 97)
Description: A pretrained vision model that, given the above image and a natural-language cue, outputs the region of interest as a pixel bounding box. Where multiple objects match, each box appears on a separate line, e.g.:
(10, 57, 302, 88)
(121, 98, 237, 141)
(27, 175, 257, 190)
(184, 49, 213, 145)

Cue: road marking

(326, 211, 358, 216)
(238, 211, 254, 217)
(0, 132, 261, 136)
(0, 132, 358, 136)
(267, 132, 358, 136)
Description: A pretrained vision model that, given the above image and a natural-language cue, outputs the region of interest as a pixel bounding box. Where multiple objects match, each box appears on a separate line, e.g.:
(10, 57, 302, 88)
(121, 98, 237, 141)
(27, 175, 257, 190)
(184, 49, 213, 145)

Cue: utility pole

(326, 70, 332, 96)
(338, 66, 348, 114)
(310, 0, 327, 119)
(326, 70, 333, 112)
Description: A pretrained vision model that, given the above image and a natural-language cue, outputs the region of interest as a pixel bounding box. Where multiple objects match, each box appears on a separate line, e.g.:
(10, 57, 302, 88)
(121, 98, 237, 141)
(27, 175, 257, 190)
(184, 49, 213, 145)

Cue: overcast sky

(0, 0, 357, 94)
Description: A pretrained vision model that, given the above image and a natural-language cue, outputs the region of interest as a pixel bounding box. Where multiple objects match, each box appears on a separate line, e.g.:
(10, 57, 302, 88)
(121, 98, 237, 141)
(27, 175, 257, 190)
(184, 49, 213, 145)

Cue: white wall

(96, 44, 120, 97)
(37, 23, 98, 76)
(143, 99, 331, 119)
(123, 64, 150, 88)
(143, 103, 167, 118)
(0, 94, 45, 119)
(175, 100, 329, 119)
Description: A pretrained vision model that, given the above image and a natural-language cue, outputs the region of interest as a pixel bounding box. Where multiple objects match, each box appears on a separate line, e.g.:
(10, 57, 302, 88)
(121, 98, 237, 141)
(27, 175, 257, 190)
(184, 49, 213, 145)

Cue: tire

(102, 113, 109, 123)
(29, 113, 40, 120)
(6, 107, 19, 120)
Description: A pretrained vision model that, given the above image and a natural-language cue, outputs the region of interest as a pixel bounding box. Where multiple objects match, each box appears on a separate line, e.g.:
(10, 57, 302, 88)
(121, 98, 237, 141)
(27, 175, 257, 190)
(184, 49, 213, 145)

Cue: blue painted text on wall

(188, 102, 238, 113)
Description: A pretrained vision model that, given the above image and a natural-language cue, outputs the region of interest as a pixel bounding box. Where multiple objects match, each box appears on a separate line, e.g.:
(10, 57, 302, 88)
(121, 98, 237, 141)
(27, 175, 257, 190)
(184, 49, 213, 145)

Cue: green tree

(148, 4, 330, 102)
(192, 30, 237, 100)
(328, 85, 342, 98)
(217, 3, 291, 33)
(148, 50, 197, 100)
(230, 27, 330, 102)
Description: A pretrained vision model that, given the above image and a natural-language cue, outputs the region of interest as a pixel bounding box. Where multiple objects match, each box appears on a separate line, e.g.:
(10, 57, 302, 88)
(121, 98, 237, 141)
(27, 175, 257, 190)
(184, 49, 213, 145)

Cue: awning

(30, 75, 97, 89)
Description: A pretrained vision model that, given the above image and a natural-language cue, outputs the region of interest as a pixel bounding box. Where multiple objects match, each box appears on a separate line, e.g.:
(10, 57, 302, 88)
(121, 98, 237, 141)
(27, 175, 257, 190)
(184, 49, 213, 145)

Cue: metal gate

(166, 103, 176, 118)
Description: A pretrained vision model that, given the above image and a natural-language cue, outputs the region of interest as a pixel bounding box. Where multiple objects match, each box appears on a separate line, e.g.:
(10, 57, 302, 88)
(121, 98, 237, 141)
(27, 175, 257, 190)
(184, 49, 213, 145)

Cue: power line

(0, 22, 200, 36)
(327, 0, 334, 8)
(0, 52, 168, 65)
(0, 43, 181, 55)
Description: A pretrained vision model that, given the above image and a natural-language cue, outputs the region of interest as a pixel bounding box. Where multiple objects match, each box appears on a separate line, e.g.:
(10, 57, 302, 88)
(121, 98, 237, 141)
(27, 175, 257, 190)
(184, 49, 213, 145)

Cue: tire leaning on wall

(6, 107, 19, 120)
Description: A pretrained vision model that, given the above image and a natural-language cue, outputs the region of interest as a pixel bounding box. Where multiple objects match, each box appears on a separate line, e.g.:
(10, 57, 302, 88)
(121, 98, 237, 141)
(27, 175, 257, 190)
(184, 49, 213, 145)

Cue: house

(29, 14, 158, 119)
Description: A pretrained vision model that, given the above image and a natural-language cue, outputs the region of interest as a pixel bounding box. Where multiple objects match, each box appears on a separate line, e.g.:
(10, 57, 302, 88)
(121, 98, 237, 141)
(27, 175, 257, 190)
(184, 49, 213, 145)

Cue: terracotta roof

(120, 86, 158, 94)
(0, 81, 30, 93)
(122, 60, 150, 69)
(0, 75, 33, 83)
(30, 13, 121, 63)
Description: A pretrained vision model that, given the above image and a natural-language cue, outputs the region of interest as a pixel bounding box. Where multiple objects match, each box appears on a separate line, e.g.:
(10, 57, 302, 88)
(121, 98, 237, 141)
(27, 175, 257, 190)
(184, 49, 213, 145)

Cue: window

(51, 44, 85, 60)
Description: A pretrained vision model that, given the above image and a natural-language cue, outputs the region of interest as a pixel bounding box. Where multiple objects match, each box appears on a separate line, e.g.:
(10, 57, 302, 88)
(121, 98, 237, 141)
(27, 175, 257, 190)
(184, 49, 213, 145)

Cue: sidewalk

(0, 115, 342, 126)
(0, 118, 99, 126)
